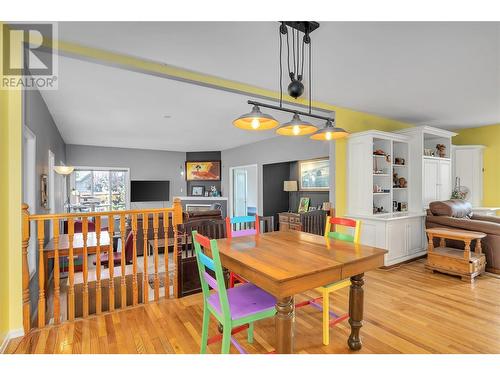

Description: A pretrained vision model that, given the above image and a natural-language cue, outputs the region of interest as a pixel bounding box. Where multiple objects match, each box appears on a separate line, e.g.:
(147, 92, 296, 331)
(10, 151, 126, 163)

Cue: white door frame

(228, 164, 258, 217)
(23, 126, 37, 279)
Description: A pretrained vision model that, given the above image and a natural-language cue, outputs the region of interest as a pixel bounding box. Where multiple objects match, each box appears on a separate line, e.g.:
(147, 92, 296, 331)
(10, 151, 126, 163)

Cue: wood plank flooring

(6, 259, 500, 354)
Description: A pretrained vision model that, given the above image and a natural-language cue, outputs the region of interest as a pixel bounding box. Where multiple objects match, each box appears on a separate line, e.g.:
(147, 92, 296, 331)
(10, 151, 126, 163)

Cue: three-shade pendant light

(233, 21, 348, 141)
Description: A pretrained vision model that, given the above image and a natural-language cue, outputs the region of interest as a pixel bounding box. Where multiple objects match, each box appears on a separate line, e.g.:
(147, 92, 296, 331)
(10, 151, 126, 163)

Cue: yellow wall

(0, 23, 23, 343)
(454, 124, 500, 206)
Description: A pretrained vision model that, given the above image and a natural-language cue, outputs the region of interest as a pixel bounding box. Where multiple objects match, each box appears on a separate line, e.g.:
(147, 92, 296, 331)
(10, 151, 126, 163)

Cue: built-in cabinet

(347, 130, 427, 266)
(422, 157, 452, 207)
(452, 145, 485, 207)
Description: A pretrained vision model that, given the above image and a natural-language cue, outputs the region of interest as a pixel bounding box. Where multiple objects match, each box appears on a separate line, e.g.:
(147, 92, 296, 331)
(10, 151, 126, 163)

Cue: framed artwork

(185, 161, 221, 181)
(299, 158, 330, 191)
(40, 174, 48, 208)
(191, 185, 205, 196)
(298, 197, 310, 213)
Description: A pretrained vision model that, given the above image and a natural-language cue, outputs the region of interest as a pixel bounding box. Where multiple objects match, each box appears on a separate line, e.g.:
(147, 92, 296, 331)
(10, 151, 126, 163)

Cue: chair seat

(208, 283, 276, 320)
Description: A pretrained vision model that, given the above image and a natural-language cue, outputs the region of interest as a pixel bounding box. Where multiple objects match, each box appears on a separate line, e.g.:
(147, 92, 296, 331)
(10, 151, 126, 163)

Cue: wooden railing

(21, 198, 183, 333)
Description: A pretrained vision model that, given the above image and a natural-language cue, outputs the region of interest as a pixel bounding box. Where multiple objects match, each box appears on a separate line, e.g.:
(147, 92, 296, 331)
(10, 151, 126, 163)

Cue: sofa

(426, 199, 500, 274)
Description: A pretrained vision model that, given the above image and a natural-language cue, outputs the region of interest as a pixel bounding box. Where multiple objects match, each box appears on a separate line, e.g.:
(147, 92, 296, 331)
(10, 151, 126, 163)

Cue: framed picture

(298, 197, 310, 213)
(191, 185, 205, 196)
(299, 158, 329, 191)
(185, 161, 221, 181)
(40, 174, 48, 208)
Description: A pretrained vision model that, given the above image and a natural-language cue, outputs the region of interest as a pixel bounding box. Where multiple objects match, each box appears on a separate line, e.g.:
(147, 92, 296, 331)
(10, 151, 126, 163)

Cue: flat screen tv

(131, 180, 170, 202)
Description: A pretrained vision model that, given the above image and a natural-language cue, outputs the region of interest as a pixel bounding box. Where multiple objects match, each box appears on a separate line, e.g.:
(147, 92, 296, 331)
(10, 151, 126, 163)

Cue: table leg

(275, 296, 294, 354)
(348, 273, 364, 351)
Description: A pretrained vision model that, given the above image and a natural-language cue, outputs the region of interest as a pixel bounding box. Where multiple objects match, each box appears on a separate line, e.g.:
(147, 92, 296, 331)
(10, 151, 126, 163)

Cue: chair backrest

(225, 215, 260, 238)
(192, 231, 230, 319)
(124, 231, 134, 264)
(324, 216, 361, 243)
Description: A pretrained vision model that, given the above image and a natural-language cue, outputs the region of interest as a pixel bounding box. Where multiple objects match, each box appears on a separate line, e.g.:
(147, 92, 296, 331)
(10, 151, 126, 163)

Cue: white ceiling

(40, 22, 500, 151)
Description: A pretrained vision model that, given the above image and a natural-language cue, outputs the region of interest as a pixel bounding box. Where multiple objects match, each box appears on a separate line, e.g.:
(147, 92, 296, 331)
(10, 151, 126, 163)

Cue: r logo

(2, 23, 53, 76)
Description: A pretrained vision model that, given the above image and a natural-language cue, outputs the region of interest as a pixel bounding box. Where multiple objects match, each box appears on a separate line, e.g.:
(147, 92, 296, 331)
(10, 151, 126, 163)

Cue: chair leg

(229, 273, 235, 288)
(247, 322, 254, 344)
(200, 306, 210, 354)
(322, 290, 330, 345)
(221, 323, 232, 354)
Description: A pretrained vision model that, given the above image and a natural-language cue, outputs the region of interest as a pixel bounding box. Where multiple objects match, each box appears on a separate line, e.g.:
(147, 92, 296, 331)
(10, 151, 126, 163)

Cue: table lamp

(284, 180, 298, 212)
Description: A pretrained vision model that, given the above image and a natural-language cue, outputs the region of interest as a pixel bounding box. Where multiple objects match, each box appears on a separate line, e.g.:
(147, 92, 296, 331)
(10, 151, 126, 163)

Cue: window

(71, 168, 129, 211)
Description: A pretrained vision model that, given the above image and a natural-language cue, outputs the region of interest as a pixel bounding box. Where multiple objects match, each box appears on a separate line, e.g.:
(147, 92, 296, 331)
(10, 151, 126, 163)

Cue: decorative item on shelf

(185, 161, 221, 181)
(317, 204, 322, 210)
(322, 201, 332, 211)
(191, 185, 205, 196)
(393, 201, 398, 211)
(233, 22, 348, 142)
(204, 191, 209, 197)
(373, 205, 387, 214)
(308, 206, 317, 212)
(299, 158, 329, 191)
(373, 149, 386, 155)
(373, 169, 386, 175)
(401, 202, 408, 211)
(393, 172, 399, 187)
(298, 197, 310, 213)
(382, 188, 391, 193)
(373, 184, 382, 193)
(398, 177, 407, 188)
(424, 148, 433, 156)
(40, 174, 48, 209)
(209, 185, 220, 197)
(436, 144, 446, 158)
(394, 157, 405, 165)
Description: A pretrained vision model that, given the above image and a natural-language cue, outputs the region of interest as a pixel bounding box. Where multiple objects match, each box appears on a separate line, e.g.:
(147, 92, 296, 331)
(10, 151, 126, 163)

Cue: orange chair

(295, 216, 361, 345)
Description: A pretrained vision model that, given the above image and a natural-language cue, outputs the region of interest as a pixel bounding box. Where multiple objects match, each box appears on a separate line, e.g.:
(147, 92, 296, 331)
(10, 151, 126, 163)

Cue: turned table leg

(348, 273, 364, 351)
(275, 296, 294, 353)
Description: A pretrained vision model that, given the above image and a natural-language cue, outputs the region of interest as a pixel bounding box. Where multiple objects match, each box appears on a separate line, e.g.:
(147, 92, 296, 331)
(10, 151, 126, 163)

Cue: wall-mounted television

(131, 180, 170, 202)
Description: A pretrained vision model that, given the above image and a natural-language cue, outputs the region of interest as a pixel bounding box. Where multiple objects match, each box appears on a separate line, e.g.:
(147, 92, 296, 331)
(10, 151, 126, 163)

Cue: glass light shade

(276, 114, 318, 136)
(233, 105, 279, 131)
(310, 120, 349, 141)
(53, 165, 75, 175)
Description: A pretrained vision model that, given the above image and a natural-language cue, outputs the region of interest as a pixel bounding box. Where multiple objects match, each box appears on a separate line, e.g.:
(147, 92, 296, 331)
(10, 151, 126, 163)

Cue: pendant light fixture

(276, 113, 317, 136)
(233, 105, 279, 130)
(310, 119, 349, 140)
(233, 21, 349, 141)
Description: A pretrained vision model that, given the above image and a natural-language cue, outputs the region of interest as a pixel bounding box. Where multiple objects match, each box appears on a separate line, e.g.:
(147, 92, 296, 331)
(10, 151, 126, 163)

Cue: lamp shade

(276, 114, 318, 136)
(233, 105, 279, 131)
(283, 180, 298, 192)
(310, 120, 349, 141)
(53, 165, 74, 175)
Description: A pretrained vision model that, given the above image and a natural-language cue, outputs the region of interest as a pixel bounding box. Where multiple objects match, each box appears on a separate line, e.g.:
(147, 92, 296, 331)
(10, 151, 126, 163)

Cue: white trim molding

(0, 328, 25, 353)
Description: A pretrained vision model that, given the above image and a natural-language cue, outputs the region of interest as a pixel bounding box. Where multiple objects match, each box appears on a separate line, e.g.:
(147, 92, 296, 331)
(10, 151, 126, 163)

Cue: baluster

(95, 216, 102, 314)
(142, 213, 149, 303)
(153, 213, 160, 301)
(173, 216, 179, 298)
(53, 219, 61, 324)
(163, 211, 170, 299)
(37, 220, 45, 328)
(131, 214, 138, 306)
(68, 218, 75, 321)
(82, 218, 89, 317)
(108, 215, 115, 312)
(120, 214, 127, 309)
(22, 204, 31, 332)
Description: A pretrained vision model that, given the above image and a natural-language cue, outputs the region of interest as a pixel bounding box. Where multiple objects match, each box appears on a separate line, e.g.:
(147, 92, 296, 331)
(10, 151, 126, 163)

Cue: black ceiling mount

(282, 21, 320, 35)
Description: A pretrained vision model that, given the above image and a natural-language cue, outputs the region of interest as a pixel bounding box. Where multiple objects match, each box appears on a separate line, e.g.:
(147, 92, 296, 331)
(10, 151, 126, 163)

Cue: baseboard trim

(0, 328, 24, 354)
(382, 251, 427, 269)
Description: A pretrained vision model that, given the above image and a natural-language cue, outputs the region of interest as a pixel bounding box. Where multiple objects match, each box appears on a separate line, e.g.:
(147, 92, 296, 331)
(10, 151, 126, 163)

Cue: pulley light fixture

(232, 21, 348, 141)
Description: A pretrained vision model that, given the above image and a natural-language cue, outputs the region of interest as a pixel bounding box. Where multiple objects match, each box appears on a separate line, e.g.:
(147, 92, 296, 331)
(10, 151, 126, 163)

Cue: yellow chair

(296, 216, 361, 345)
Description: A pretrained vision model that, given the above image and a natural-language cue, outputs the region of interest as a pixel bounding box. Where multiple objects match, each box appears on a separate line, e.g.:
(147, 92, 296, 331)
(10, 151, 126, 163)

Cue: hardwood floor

(6, 259, 500, 354)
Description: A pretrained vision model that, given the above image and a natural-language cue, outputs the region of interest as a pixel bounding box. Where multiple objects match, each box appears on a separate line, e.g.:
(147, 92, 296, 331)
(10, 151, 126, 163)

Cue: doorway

(23, 126, 36, 278)
(229, 164, 258, 217)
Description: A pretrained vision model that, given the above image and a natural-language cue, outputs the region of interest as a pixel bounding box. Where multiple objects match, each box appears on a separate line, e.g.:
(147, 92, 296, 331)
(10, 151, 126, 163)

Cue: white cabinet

(351, 214, 426, 266)
(452, 145, 485, 207)
(438, 159, 452, 201)
(422, 157, 451, 206)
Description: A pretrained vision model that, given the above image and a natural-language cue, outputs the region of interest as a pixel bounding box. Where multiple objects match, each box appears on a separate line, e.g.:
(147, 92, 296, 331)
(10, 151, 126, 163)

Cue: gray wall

(221, 135, 333, 215)
(66, 144, 186, 207)
(24, 88, 67, 214)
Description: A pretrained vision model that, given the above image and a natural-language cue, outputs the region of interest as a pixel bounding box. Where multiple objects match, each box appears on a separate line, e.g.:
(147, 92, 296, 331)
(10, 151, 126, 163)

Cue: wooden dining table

(214, 230, 387, 354)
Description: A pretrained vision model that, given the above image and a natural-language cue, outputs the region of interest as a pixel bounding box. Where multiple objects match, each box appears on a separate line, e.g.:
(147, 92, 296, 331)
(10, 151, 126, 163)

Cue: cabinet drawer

(289, 224, 302, 231)
(279, 215, 290, 223)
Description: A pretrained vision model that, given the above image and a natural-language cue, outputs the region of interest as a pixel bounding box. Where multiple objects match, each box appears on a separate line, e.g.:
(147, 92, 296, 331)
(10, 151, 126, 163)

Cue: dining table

(214, 230, 387, 354)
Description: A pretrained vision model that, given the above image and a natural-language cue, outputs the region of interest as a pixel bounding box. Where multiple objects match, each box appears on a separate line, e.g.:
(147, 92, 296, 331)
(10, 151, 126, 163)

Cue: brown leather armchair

(426, 200, 500, 274)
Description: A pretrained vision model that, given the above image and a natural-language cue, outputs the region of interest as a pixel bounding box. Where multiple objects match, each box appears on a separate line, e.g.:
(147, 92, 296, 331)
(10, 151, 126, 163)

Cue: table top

(45, 231, 111, 252)
(214, 230, 387, 298)
(425, 227, 486, 240)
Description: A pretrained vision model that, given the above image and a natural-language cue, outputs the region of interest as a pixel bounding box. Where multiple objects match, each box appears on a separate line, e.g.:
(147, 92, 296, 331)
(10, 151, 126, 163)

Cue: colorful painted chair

(225, 215, 260, 288)
(192, 230, 276, 354)
(295, 216, 361, 345)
